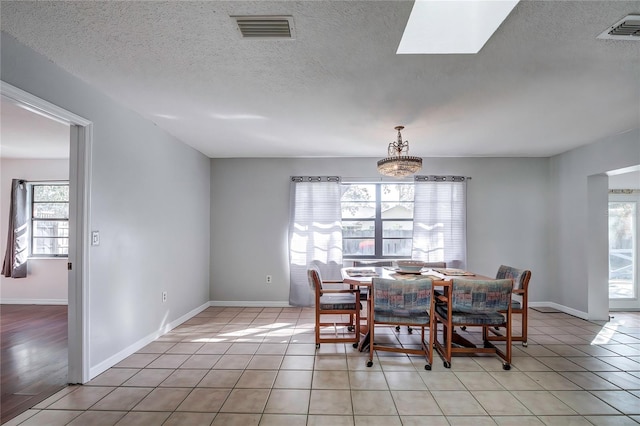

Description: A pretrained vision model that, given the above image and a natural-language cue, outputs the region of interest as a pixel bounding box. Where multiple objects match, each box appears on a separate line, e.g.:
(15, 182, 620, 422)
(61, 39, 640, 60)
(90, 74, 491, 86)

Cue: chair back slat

(310, 259, 342, 281)
(496, 265, 531, 290)
(450, 278, 513, 313)
(307, 268, 321, 293)
(372, 277, 432, 317)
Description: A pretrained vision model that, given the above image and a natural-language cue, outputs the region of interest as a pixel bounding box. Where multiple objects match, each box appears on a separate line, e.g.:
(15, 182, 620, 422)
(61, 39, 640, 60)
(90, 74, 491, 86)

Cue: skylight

(397, 0, 519, 54)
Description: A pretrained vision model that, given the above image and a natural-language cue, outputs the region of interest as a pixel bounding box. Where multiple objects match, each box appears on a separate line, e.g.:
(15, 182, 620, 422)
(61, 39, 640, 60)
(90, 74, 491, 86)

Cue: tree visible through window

(31, 183, 69, 257)
(341, 183, 414, 259)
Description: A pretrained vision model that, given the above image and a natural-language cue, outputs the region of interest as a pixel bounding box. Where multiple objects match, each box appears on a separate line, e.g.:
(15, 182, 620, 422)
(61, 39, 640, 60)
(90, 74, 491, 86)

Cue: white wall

(0, 158, 69, 303)
(609, 171, 640, 189)
(550, 128, 640, 319)
(210, 157, 550, 305)
(2, 32, 211, 377)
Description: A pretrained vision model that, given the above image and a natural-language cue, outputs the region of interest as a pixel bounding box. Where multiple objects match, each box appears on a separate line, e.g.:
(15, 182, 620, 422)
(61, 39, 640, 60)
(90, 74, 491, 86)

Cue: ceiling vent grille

(598, 15, 640, 40)
(233, 16, 295, 39)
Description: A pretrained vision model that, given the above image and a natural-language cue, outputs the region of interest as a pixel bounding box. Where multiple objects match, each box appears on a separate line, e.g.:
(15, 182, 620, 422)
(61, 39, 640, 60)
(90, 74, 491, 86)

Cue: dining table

(341, 265, 494, 352)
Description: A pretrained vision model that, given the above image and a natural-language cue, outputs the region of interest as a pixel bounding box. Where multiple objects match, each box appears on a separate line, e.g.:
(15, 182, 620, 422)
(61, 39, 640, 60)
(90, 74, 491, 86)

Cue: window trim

(29, 181, 70, 258)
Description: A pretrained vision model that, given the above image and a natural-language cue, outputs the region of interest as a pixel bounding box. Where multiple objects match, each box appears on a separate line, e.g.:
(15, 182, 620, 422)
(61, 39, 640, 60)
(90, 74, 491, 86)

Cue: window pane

(32, 237, 69, 255)
(342, 202, 376, 219)
(341, 183, 415, 259)
(343, 221, 374, 238)
(34, 185, 69, 202)
(383, 238, 412, 256)
(383, 221, 413, 238)
(381, 202, 414, 219)
(381, 184, 414, 201)
(341, 184, 375, 202)
(31, 184, 70, 257)
(33, 203, 69, 219)
(609, 201, 636, 299)
(343, 239, 375, 256)
(33, 221, 69, 237)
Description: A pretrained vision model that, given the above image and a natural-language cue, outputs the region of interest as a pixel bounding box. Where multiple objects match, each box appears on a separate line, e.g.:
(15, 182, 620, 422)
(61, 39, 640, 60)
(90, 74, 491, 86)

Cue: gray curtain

(288, 176, 343, 306)
(411, 176, 467, 269)
(2, 179, 29, 278)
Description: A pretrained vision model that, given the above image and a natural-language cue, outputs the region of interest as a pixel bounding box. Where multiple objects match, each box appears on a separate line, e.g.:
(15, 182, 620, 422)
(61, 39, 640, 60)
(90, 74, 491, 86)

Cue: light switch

(91, 231, 100, 246)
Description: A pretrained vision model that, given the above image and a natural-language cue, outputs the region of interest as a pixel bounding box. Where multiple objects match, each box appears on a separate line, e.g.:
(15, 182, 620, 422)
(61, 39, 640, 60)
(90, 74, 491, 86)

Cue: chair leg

(505, 311, 512, 368)
(421, 325, 431, 370)
(367, 320, 374, 367)
(315, 311, 320, 349)
(443, 319, 452, 368)
(432, 319, 451, 368)
(354, 306, 361, 348)
(522, 297, 528, 347)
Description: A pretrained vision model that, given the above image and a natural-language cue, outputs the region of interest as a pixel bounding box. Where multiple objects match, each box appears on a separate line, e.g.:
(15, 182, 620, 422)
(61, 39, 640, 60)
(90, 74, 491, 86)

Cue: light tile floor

(5, 308, 640, 426)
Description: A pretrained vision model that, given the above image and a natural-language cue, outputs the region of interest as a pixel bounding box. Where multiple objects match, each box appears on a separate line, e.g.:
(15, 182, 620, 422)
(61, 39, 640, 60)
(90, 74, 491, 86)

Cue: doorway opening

(608, 173, 639, 311)
(0, 81, 92, 422)
(608, 168, 640, 311)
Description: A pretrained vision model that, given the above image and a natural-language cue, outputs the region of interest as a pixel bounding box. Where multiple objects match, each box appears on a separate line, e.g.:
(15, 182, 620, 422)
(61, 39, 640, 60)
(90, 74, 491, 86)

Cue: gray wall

(550, 128, 640, 318)
(210, 157, 550, 304)
(1, 33, 211, 372)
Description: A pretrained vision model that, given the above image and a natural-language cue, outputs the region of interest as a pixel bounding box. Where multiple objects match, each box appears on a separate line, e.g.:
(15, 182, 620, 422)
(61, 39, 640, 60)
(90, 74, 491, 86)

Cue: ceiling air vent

(233, 16, 295, 39)
(597, 15, 640, 40)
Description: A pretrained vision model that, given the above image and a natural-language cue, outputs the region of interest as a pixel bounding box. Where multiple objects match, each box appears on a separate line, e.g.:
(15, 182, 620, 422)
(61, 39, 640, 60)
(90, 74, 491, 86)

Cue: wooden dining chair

(352, 260, 392, 304)
(308, 267, 361, 349)
(487, 265, 532, 346)
(432, 278, 514, 370)
(367, 277, 433, 370)
(398, 261, 446, 334)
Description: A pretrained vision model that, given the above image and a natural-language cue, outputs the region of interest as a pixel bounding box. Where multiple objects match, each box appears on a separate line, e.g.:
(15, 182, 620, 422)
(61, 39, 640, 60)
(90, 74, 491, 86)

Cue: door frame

(609, 191, 640, 311)
(1, 81, 92, 383)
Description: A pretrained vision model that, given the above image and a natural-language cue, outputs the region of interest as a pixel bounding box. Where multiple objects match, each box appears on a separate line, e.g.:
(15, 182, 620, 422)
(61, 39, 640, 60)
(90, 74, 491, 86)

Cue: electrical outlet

(266, 275, 272, 284)
(91, 231, 100, 246)
(162, 291, 167, 303)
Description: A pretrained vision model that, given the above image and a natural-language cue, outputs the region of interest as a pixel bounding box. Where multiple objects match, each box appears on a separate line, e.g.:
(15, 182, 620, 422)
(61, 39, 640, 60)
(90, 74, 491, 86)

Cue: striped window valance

(609, 189, 639, 194)
(291, 176, 340, 183)
(414, 175, 469, 182)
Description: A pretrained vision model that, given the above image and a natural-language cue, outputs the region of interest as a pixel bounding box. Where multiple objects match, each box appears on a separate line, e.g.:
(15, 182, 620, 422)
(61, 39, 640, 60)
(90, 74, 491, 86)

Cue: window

(341, 183, 414, 259)
(30, 183, 69, 257)
(609, 197, 637, 300)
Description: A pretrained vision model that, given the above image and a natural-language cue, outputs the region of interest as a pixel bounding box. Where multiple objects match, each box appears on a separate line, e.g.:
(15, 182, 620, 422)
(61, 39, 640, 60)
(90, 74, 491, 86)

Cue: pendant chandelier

(377, 126, 423, 177)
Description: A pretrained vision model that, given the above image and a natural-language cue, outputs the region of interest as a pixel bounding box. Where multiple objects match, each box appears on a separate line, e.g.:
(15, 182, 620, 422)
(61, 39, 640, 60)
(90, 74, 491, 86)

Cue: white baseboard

(89, 301, 209, 380)
(209, 300, 292, 308)
(529, 301, 588, 320)
(0, 298, 68, 305)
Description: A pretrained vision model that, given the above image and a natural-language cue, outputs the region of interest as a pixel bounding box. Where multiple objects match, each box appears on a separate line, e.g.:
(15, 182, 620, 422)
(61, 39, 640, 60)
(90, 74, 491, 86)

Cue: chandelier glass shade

(377, 126, 422, 177)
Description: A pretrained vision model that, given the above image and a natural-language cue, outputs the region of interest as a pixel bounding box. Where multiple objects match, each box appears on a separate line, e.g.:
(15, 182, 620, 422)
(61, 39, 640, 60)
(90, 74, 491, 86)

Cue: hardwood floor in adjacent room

(1, 305, 68, 424)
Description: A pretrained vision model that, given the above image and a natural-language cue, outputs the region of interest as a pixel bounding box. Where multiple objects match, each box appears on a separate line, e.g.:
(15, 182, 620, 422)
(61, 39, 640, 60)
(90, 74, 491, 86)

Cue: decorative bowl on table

(396, 260, 426, 274)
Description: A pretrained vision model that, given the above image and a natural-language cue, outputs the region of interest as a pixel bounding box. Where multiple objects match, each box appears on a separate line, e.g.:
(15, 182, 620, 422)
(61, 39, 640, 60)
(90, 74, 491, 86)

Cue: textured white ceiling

(1, 1, 639, 159)
(0, 97, 69, 159)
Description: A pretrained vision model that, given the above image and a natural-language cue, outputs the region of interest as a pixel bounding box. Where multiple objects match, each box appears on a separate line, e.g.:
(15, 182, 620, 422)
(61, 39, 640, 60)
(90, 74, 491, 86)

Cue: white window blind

(288, 177, 343, 306)
(411, 177, 467, 269)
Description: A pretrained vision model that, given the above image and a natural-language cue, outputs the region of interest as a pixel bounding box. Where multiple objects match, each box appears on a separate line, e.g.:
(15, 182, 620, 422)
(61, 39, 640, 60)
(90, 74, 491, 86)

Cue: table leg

(357, 295, 372, 352)
(358, 331, 370, 352)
